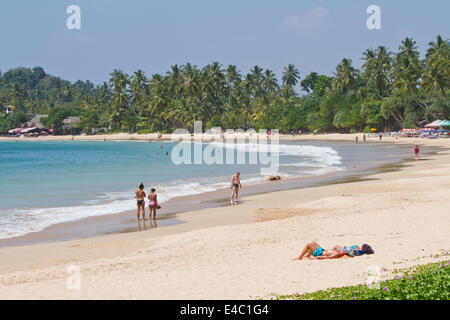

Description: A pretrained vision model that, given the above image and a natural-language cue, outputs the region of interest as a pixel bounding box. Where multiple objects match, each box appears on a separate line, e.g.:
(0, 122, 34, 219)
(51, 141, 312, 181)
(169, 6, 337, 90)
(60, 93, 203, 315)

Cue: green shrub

(137, 129, 153, 134)
(364, 125, 373, 133)
(273, 260, 450, 300)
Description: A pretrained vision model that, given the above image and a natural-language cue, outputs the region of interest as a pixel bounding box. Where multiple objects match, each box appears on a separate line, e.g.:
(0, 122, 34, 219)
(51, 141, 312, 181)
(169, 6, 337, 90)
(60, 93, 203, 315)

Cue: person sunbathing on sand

(293, 241, 348, 260)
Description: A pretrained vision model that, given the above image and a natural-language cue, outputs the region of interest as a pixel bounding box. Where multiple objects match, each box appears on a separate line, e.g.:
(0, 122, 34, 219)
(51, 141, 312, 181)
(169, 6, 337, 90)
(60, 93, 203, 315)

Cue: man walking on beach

(230, 172, 241, 205)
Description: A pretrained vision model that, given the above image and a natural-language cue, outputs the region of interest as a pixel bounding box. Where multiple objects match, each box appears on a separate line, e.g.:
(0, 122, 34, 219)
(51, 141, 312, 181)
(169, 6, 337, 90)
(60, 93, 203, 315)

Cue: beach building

(62, 116, 81, 135)
(5, 105, 15, 115)
(27, 114, 48, 129)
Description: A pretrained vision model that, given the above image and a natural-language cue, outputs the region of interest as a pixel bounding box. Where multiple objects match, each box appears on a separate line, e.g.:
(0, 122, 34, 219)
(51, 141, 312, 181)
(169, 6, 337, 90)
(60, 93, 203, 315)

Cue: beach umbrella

(401, 128, 419, 132)
(8, 128, 22, 134)
(20, 127, 37, 133)
(425, 120, 443, 128)
(440, 120, 450, 128)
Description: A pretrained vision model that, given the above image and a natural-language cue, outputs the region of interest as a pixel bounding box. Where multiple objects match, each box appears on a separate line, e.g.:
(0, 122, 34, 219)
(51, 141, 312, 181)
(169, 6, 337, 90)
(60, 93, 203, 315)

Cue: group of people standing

(135, 171, 242, 224)
(135, 183, 159, 221)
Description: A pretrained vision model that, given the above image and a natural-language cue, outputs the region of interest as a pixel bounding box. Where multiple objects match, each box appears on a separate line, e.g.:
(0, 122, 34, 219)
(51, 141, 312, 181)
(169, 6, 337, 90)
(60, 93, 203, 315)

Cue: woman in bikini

(135, 183, 146, 220)
(148, 188, 158, 220)
(293, 241, 348, 260)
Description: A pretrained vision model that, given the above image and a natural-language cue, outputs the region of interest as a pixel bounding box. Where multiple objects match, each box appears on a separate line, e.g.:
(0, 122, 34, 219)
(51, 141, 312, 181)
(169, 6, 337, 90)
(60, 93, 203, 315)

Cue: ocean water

(0, 139, 407, 239)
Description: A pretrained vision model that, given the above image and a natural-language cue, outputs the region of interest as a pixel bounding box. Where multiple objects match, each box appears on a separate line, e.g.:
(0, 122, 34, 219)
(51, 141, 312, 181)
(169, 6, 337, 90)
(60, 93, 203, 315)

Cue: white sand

(0, 135, 449, 299)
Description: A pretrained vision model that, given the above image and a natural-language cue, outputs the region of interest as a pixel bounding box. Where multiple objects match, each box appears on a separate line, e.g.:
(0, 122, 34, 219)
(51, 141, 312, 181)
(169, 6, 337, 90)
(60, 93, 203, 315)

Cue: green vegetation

(0, 36, 448, 134)
(273, 260, 450, 300)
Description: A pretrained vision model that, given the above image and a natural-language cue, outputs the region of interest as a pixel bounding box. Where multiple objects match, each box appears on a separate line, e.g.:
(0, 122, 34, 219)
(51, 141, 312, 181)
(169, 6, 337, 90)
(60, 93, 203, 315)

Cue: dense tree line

(0, 36, 448, 134)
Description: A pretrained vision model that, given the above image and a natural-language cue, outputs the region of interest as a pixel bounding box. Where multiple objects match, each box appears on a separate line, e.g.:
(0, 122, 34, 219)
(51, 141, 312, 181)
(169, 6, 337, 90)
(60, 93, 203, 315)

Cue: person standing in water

(148, 188, 158, 220)
(230, 172, 241, 205)
(414, 145, 420, 161)
(135, 183, 146, 220)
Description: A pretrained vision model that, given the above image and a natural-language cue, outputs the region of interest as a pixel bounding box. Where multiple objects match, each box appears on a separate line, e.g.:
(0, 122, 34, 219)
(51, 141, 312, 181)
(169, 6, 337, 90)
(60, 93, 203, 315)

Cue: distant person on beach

(135, 183, 146, 220)
(293, 241, 348, 260)
(230, 172, 241, 205)
(148, 188, 158, 220)
(414, 145, 420, 160)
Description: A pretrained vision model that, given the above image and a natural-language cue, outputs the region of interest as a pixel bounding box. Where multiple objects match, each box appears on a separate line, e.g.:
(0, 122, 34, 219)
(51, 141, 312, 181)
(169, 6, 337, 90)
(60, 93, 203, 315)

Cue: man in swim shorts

(230, 172, 241, 205)
(293, 241, 348, 260)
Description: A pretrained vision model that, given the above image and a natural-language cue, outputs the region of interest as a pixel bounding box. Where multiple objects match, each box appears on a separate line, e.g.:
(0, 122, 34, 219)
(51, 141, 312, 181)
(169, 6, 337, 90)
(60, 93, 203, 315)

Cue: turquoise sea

(0, 139, 408, 239)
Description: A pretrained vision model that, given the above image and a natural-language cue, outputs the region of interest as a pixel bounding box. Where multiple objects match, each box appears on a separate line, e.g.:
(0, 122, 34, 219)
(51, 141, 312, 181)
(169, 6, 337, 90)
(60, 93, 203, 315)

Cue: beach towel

(344, 246, 354, 256)
(344, 245, 367, 256)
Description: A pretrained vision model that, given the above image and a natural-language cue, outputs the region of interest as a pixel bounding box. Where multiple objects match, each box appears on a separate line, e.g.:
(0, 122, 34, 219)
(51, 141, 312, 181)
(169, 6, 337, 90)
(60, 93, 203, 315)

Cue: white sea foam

(209, 141, 342, 166)
(0, 176, 268, 239)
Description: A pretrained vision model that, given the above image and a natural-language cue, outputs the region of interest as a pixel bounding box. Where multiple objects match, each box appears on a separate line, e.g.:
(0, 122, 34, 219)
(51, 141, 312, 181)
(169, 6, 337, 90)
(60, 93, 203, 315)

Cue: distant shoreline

(0, 131, 432, 143)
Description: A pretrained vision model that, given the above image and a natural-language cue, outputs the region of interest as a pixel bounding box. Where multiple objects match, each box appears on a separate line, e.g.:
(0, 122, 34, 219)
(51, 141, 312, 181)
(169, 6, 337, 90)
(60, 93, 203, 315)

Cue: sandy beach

(0, 134, 449, 299)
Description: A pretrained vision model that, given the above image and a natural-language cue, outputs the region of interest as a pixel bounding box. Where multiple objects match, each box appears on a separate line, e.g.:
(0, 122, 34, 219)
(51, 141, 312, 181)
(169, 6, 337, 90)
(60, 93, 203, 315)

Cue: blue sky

(0, 0, 448, 84)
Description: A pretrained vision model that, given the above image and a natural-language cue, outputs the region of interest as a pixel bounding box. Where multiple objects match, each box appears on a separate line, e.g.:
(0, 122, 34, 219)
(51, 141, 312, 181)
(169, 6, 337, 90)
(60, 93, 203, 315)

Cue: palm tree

(362, 47, 393, 98)
(226, 65, 241, 88)
(393, 38, 422, 95)
(82, 95, 96, 112)
(182, 63, 200, 98)
(166, 65, 182, 98)
(250, 65, 264, 97)
(422, 35, 449, 97)
(206, 62, 225, 91)
(148, 74, 167, 113)
(203, 62, 225, 113)
(282, 64, 300, 88)
(130, 69, 149, 116)
(262, 69, 278, 93)
(109, 69, 130, 128)
(9, 83, 26, 105)
(361, 49, 376, 77)
(332, 58, 358, 94)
